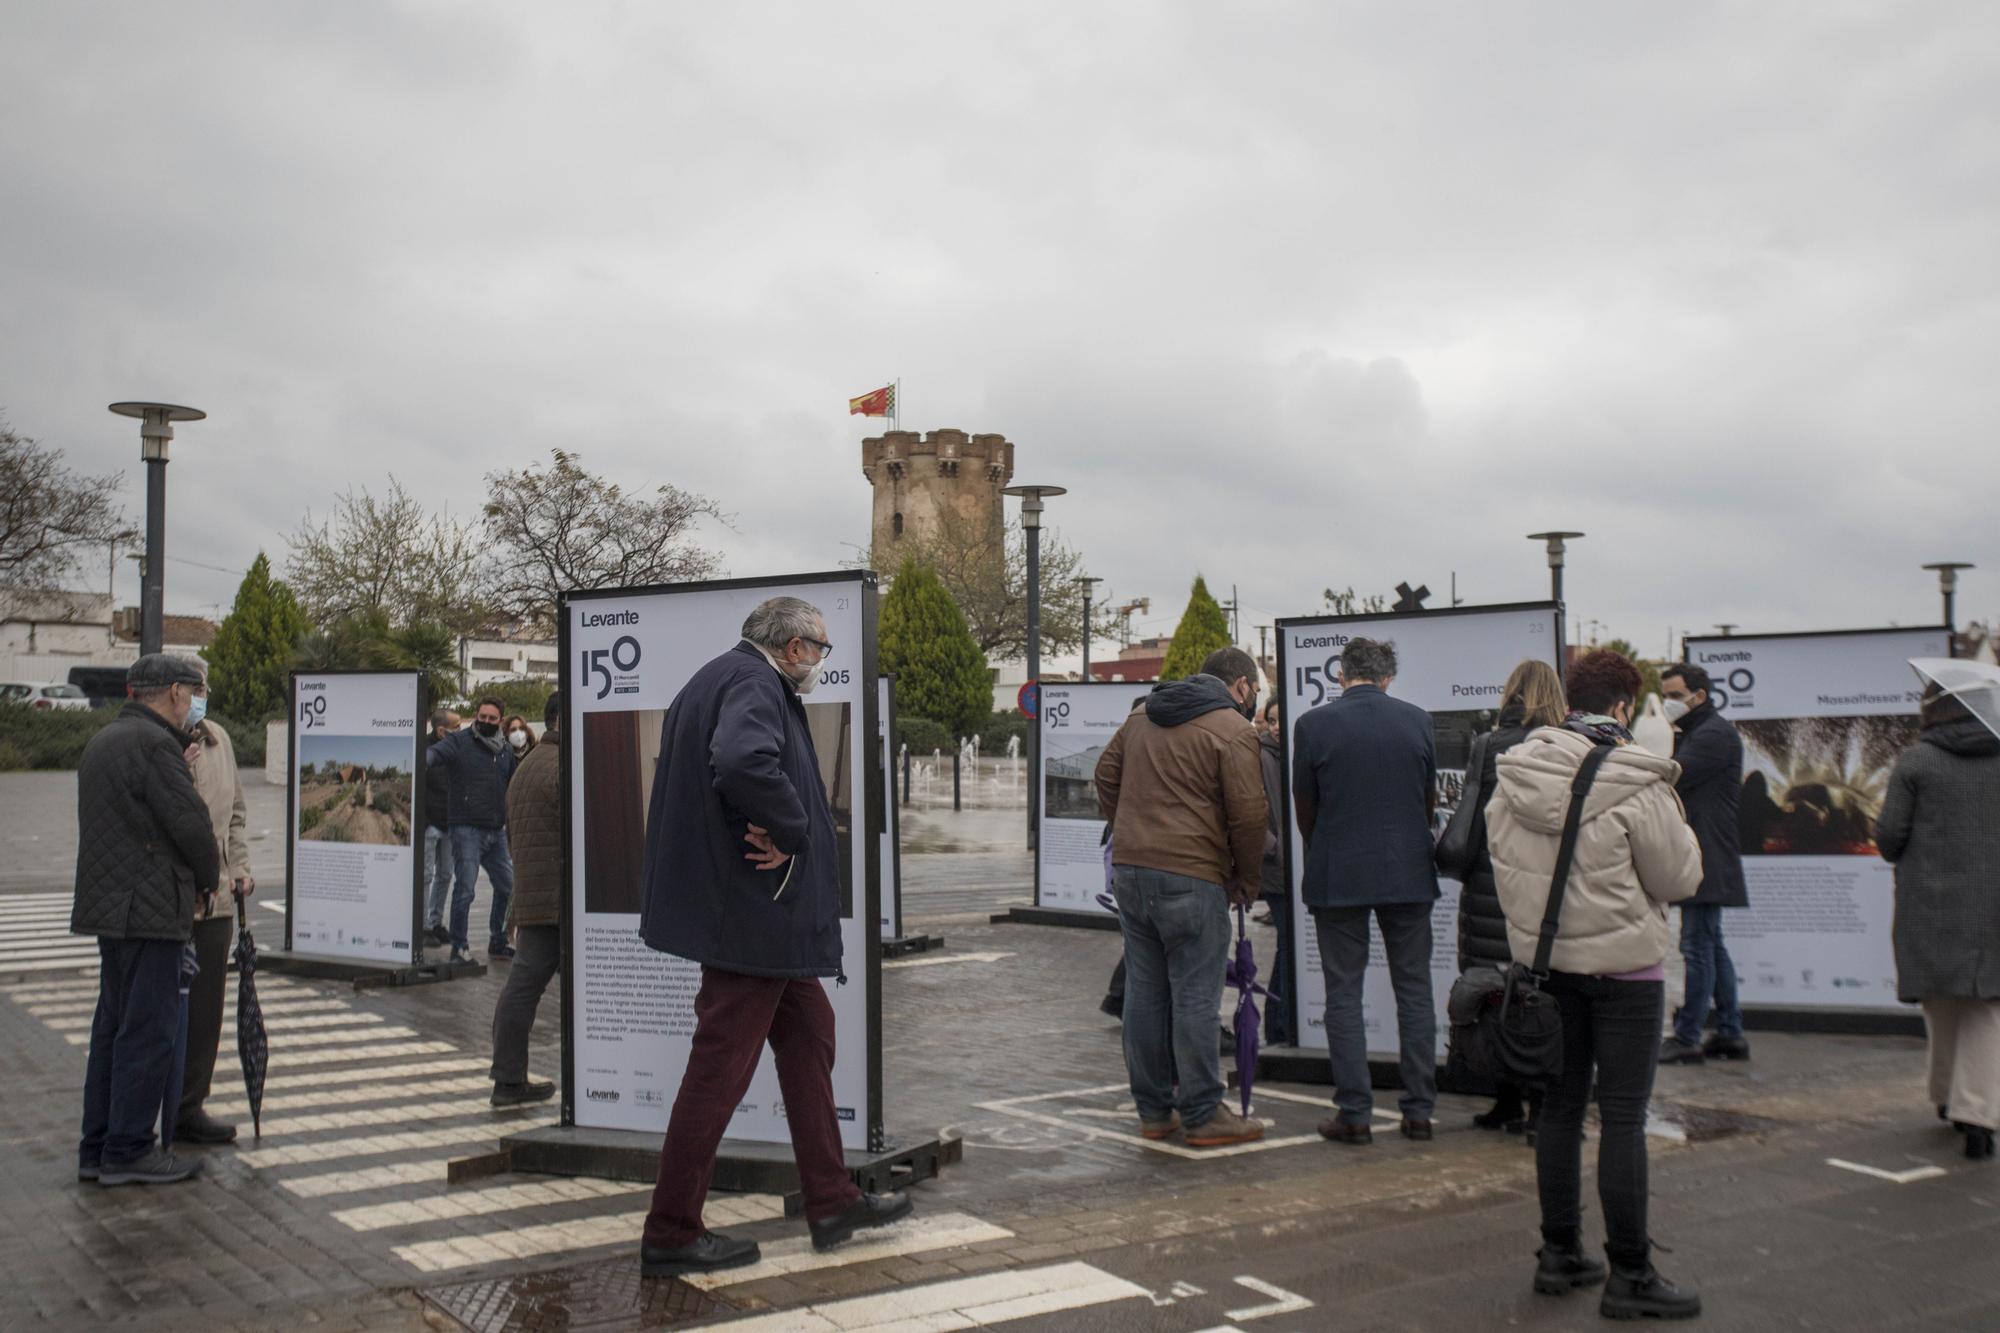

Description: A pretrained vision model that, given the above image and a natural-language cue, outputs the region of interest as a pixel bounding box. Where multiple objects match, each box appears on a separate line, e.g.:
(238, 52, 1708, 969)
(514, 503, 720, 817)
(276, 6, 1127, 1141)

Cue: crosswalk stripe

(392, 1210, 649, 1272)
(206, 1075, 499, 1115)
(66, 1021, 412, 1049)
(28, 994, 344, 1020)
(230, 1057, 486, 1094)
(280, 1161, 456, 1198)
(239, 1124, 526, 1168)
(1, 979, 110, 999)
(332, 1177, 653, 1232)
(0, 957, 99, 975)
(706, 1262, 1149, 1332)
(217, 1039, 458, 1066)
(256, 1100, 555, 1139)
(42, 1003, 361, 1032)
(0, 944, 103, 963)
(682, 1214, 1017, 1291)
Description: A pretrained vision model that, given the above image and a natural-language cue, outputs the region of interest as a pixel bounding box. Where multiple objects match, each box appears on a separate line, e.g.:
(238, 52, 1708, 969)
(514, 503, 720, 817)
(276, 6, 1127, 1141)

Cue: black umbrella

(233, 891, 269, 1139)
(158, 939, 196, 1147)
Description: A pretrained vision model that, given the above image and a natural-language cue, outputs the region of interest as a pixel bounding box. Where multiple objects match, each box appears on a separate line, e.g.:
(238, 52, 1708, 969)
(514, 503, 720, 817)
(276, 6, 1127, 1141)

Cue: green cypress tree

(1159, 574, 1234, 680)
(208, 552, 309, 720)
(879, 557, 992, 739)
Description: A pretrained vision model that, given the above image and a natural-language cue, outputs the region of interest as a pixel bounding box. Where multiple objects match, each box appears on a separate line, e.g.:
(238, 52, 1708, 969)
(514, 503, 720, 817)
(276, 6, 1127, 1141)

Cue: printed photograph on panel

(1736, 715, 1917, 856)
(1429, 707, 1499, 838)
(297, 735, 414, 846)
(1043, 733, 1110, 821)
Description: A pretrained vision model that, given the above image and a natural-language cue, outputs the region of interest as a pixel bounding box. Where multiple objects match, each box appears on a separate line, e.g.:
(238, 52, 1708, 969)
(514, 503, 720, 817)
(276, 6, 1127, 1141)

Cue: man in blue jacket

(426, 695, 516, 963)
(1292, 637, 1440, 1144)
(637, 596, 910, 1278)
(1658, 662, 1748, 1065)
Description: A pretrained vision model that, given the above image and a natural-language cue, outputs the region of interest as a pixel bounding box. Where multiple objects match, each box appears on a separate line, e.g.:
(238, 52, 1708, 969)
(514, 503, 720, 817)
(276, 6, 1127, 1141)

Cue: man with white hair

(636, 596, 911, 1278)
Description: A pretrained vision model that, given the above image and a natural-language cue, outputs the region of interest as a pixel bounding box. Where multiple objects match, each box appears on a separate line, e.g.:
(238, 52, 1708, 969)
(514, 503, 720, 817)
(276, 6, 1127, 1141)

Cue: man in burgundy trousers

(637, 596, 912, 1278)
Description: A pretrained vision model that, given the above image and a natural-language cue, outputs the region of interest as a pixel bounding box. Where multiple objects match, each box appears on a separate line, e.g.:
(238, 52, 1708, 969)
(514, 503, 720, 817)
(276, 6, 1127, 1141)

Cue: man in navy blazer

(637, 596, 910, 1278)
(1292, 636, 1440, 1143)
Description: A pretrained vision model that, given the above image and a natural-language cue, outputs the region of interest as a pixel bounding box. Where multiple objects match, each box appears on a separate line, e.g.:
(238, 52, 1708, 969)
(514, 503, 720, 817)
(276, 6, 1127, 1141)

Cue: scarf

(469, 723, 505, 755)
(1563, 710, 1632, 746)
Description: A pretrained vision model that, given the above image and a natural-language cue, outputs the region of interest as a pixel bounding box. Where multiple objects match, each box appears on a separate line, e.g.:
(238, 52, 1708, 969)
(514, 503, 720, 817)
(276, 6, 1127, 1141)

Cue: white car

(0, 681, 93, 711)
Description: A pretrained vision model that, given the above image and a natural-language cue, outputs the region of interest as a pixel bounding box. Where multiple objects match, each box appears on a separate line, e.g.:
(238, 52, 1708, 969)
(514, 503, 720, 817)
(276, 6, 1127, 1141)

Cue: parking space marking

(883, 951, 1015, 970)
(1826, 1158, 1949, 1184)
(978, 1084, 1323, 1160)
(706, 1260, 1149, 1331)
(1225, 1276, 1313, 1321)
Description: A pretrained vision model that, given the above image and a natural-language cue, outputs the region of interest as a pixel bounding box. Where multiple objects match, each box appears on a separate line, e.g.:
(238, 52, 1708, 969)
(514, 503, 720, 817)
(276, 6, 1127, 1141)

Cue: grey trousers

(1312, 903, 1437, 1123)
(489, 924, 560, 1084)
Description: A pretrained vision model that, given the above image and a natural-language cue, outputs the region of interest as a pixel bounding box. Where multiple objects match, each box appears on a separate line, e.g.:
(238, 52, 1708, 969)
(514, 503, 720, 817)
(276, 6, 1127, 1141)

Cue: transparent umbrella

(1908, 658, 2000, 742)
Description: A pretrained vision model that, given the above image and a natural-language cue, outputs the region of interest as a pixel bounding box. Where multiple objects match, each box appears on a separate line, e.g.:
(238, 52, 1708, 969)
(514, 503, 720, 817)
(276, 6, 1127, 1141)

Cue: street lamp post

(1715, 623, 1738, 638)
(1922, 562, 1974, 631)
(1005, 483, 1067, 852)
(1073, 575, 1102, 679)
(1526, 531, 1585, 662)
(110, 401, 205, 656)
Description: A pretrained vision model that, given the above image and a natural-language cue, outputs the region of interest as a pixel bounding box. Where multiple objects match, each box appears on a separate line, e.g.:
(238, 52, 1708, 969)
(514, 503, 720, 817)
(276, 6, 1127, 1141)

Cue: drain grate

(422, 1256, 748, 1331)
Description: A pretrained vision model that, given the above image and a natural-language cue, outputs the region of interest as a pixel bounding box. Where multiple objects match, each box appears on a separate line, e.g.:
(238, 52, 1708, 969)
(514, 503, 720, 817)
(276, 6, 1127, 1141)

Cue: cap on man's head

(126, 653, 206, 690)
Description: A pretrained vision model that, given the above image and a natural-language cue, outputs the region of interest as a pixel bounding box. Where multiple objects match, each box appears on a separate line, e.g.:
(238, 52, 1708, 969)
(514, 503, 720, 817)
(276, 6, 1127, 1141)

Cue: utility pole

(1005, 483, 1067, 852)
(1221, 585, 1241, 646)
(1527, 532, 1584, 661)
(1073, 575, 1102, 680)
(109, 402, 204, 656)
(1255, 623, 1270, 670)
(1922, 562, 1974, 630)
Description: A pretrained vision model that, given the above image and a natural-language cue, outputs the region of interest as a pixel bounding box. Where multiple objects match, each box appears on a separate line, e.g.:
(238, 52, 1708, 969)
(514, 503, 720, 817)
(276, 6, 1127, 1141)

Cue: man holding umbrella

(71, 653, 219, 1185)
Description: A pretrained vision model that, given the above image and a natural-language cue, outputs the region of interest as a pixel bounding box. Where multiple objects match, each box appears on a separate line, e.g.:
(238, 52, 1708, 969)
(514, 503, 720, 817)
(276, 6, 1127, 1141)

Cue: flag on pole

(849, 385, 895, 418)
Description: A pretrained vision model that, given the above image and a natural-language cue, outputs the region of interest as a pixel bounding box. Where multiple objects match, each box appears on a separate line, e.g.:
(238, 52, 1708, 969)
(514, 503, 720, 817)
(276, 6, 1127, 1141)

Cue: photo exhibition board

(563, 573, 878, 1148)
(1278, 604, 1561, 1057)
(1037, 682, 1152, 915)
(1681, 626, 1949, 1014)
(286, 671, 424, 965)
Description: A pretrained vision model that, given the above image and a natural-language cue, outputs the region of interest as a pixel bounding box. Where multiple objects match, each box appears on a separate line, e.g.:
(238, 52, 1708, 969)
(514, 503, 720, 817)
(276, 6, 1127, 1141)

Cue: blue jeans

(1674, 903, 1742, 1044)
(79, 937, 182, 1167)
(1313, 903, 1437, 1123)
(449, 825, 515, 953)
(423, 825, 455, 931)
(1112, 865, 1231, 1128)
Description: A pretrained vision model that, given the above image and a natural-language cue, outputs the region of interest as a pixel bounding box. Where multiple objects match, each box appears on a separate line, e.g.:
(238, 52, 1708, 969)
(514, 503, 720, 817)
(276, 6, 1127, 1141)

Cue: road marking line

(883, 951, 1015, 970)
(218, 1039, 459, 1066)
(207, 1074, 500, 1115)
(214, 1058, 486, 1095)
(0, 944, 105, 963)
(67, 1019, 401, 1048)
(255, 1099, 555, 1139)
(41, 1004, 363, 1033)
(705, 1261, 1149, 1331)
(333, 1177, 654, 1231)
(281, 1161, 462, 1197)
(1826, 1158, 1949, 1184)
(682, 1213, 1016, 1290)
(392, 1210, 650, 1272)
(30, 995, 351, 1022)
(239, 1124, 524, 1168)
(1225, 1275, 1313, 1321)
(0, 957, 100, 975)
(977, 1095, 1318, 1160)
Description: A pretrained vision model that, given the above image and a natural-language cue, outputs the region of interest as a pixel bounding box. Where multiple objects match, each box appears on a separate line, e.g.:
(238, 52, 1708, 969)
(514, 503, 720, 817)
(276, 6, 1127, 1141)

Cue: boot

(1532, 1231, 1607, 1295)
(1186, 1104, 1264, 1148)
(1965, 1126, 1995, 1161)
(1600, 1249, 1701, 1321)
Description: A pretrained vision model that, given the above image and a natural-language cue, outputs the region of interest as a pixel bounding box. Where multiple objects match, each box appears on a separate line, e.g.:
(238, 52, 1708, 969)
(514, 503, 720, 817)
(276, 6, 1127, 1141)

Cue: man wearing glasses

(636, 596, 910, 1277)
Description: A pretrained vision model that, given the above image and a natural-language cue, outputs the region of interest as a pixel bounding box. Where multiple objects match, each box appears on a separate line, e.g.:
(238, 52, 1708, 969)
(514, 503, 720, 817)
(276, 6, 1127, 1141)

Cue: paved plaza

(2, 773, 1996, 1331)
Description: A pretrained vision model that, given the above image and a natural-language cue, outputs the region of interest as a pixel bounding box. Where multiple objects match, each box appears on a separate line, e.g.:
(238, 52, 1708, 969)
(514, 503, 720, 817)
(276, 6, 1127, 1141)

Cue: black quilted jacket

(71, 703, 221, 942)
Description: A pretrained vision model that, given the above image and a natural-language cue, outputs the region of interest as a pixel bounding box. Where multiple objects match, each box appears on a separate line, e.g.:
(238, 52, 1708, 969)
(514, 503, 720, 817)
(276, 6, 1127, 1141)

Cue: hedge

(0, 703, 271, 771)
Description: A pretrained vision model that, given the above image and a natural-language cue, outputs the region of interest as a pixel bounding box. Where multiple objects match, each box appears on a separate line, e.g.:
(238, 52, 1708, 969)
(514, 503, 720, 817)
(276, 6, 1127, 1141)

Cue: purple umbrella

(1223, 905, 1279, 1117)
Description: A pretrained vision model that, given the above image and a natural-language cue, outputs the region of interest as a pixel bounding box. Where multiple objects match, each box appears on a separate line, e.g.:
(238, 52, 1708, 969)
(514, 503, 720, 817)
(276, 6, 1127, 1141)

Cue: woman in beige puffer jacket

(1483, 650, 1704, 1320)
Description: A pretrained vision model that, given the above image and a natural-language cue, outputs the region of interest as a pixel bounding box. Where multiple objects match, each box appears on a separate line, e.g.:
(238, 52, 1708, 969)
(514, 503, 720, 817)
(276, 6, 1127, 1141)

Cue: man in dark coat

(1293, 637, 1439, 1143)
(426, 695, 517, 962)
(1658, 663, 1746, 1064)
(72, 653, 221, 1186)
(637, 596, 909, 1278)
(1256, 697, 1295, 1046)
(488, 692, 561, 1108)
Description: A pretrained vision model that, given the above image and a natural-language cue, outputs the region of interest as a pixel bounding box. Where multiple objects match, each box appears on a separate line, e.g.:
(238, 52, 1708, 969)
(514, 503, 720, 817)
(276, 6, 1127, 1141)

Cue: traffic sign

(1017, 680, 1038, 718)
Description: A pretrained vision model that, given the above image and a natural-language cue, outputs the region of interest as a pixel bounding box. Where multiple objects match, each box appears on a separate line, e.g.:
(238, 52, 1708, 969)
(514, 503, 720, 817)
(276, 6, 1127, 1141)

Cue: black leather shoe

(427, 924, 451, 946)
(1966, 1126, 1995, 1160)
(1533, 1243, 1607, 1295)
(1601, 1262, 1701, 1320)
(809, 1191, 913, 1251)
(1701, 1034, 1751, 1061)
(491, 1079, 555, 1108)
(1400, 1119, 1433, 1142)
(1657, 1038, 1705, 1065)
(1318, 1119, 1373, 1146)
(639, 1231, 760, 1278)
(175, 1109, 238, 1145)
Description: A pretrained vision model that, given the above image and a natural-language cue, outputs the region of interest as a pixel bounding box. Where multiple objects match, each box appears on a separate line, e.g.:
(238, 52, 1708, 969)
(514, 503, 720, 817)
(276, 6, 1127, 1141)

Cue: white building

(458, 632, 560, 691)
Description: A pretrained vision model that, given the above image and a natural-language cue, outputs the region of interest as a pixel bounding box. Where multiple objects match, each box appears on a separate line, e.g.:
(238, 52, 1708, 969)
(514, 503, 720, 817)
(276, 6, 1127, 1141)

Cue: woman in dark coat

(1460, 658, 1569, 1136)
(1875, 685, 2000, 1160)
(1257, 697, 1295, 1045)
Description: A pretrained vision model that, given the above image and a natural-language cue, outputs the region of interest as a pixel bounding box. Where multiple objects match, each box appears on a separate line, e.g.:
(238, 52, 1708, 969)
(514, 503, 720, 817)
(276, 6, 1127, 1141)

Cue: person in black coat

(1658, 663, 1747, 1065)
(71, 653, 221, 1186)
(427, 697, 519, 961)
(1257, 697, 1295, 1046)
(1458, 660, 1569, 1138)
(637, 596, 909, 1280)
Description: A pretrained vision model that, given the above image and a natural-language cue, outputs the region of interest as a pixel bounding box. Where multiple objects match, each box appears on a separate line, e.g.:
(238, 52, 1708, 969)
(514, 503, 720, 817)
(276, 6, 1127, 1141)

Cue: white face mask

(1662, 698, 1690, 723)
(508, 729, 528, 749)
(790, 662, 819, 695)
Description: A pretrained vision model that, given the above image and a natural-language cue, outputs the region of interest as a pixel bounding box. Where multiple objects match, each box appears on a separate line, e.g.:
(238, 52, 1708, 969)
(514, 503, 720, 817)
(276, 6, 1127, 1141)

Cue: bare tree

(481, 449, 726, 626)
(0, 423, 131, 594)
(285, 478, 486, 632)
(1322, 586, 1388, 616)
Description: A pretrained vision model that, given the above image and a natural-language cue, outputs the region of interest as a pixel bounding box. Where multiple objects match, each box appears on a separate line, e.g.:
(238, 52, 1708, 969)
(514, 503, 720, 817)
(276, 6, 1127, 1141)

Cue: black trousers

(1535, 971, 1664, 1265)
(180, 915, 233, 1117)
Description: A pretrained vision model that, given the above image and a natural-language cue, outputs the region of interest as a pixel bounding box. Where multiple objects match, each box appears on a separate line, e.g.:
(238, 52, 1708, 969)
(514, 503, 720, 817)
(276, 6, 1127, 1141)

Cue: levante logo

(581, 631, 643, 700)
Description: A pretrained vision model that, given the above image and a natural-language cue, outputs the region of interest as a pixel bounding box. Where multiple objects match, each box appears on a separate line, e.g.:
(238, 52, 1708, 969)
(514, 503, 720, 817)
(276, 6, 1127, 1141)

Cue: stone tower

(860, 428, 1015, 564)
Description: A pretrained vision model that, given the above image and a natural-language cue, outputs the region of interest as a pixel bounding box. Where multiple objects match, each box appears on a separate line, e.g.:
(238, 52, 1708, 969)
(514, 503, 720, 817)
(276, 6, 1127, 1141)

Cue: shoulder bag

(1434, 731, 1494, 878)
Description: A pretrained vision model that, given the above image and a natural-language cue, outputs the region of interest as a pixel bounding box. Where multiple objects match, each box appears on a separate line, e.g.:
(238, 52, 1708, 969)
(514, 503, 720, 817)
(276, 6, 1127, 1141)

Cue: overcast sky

(5, 3, 1994, 663)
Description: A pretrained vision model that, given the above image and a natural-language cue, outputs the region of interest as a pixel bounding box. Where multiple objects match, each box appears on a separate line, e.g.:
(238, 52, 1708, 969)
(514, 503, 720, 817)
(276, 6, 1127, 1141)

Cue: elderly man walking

(1293, 637, 1441, 1144)
(1096, 646, 1268, 1148)
(72, 654, 220, 1185)
(637, 596, 910, 1278)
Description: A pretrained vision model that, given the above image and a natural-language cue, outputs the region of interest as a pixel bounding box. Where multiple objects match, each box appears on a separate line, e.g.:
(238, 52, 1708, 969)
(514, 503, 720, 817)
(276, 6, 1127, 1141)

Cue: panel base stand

(258, 950, 487, 989)
(990, 907, 1120, 932)
(881, 933, 946, 958)
(1741, 1004, 1923, 1038)
(499, 1124, 956, 1207)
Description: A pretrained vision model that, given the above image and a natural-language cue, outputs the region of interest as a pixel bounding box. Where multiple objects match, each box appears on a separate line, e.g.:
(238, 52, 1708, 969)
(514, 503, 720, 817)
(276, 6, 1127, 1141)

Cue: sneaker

(1657, 1037, 1705, 1065)
(1139, 1112, 1180, 1141)
(1185, 1104, 1264, 1148)
(640, 1230, 761, 1278)
(1600, 1260, 1700, 1320)
(98, 1149, 204, 1186)
(809, 1191, 914, 1250)
(491, 1079, 556, 1108)
(174, 1108, 238, 1145)
(427, 924, 451, 947)
(1701, 1034, 1750, 1061)
(449, 949, 475, 965)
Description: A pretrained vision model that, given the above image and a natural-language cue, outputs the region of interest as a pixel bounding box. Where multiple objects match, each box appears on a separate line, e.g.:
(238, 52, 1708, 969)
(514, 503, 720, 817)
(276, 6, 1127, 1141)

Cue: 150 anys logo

(582, 636, 642, 700)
